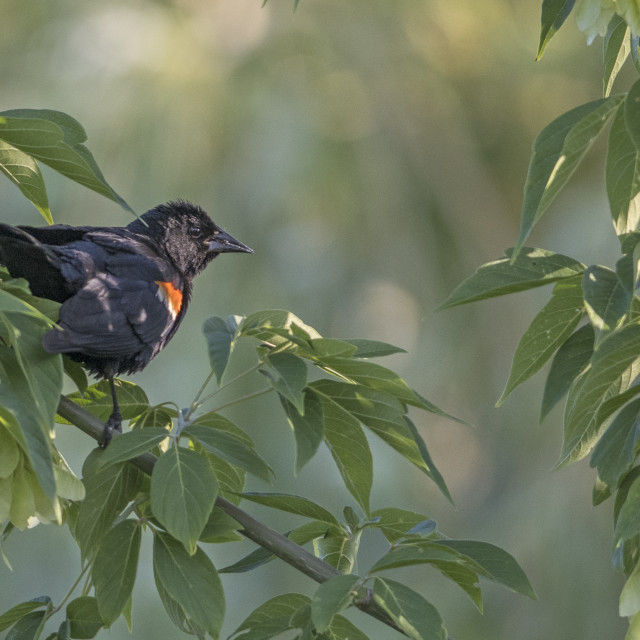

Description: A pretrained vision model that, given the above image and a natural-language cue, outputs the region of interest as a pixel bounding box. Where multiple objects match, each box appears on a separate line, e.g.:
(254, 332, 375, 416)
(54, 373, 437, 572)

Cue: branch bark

(57, 395, 405, 635)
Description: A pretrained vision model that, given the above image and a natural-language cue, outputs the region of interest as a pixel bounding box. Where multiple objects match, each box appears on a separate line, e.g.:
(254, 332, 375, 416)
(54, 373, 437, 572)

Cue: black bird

(0, 200, 252, 445)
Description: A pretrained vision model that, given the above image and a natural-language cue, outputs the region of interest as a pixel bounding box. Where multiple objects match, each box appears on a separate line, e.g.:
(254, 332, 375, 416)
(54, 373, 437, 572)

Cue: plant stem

(53, 562, 90, 614)
(208, 386, 273, 413)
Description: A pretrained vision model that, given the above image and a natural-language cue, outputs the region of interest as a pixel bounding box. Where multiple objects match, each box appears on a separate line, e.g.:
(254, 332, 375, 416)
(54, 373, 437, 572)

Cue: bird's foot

(99, 410, 122, 448)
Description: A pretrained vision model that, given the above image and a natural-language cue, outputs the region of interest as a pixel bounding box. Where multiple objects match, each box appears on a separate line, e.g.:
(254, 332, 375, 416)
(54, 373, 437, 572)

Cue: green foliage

(444, 6, 640, 634)
(0, 246, 533, 638)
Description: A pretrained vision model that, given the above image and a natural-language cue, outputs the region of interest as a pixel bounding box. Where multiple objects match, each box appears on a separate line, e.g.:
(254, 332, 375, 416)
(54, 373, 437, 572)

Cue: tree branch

(57, 395, 405, 635)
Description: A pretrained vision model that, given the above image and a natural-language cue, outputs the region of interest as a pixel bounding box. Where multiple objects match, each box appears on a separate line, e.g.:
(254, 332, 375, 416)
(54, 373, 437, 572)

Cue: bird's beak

(207, 229, 253, 254)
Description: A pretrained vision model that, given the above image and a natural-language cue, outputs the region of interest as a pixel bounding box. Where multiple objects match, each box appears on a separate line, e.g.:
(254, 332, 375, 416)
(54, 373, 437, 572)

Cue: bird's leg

(100, 373, 122, 448)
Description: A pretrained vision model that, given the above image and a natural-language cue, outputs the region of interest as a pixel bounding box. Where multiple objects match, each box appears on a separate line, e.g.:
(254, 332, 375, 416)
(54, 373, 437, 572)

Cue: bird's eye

(188, 225, 202, 238)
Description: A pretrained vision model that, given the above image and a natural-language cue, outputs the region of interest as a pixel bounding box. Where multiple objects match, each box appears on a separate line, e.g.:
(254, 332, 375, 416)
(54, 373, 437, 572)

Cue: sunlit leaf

(604, 16, 630, 97)
(537, 0, 576, 59)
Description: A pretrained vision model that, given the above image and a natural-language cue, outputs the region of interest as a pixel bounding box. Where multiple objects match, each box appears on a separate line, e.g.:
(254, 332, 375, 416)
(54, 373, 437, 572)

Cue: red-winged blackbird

(0, 200, 252, 445)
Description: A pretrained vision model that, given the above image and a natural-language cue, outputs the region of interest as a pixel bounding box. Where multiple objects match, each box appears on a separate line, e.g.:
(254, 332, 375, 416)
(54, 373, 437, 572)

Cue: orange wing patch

(155, 281, 183, 319)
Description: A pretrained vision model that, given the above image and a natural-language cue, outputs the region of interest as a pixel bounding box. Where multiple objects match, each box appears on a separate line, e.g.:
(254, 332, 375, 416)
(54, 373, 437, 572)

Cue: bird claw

(99, 410, 122, 448)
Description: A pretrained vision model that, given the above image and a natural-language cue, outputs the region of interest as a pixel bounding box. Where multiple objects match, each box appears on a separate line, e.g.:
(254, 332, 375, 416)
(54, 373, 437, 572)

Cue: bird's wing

(44, 271, 179, 360)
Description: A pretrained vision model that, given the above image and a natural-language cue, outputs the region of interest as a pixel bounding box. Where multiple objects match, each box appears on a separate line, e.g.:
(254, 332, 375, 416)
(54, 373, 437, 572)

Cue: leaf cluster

(443, 5, 640, 633)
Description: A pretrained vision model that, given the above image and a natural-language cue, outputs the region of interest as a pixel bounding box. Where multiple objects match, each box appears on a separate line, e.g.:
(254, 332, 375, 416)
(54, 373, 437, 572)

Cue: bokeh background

(0, 1, 631, 638)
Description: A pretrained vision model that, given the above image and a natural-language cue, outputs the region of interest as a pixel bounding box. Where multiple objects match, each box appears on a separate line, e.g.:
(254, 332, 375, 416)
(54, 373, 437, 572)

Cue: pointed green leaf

(371, 508, 436, 543)
(66, 597, 103, 639)
(261, 351, 307, 414)
(60, 380, 148, 424)
(440, 248, 586, 309)
(626, 78, 640, 153)
(303, 338, 358, 359)
(498, 276, 584, 405)
(92, 520, 141, 625)
(203, 315, 240, 384)
(310, 574, 360, 633)
(5, 610, 47, 640)
(431, 561, 483, 611)
(96, 428, 169, 469)
(0, 110, 132, 213)
(280, 392, 324, 474)
(344, 338, 406, 358)
(75, 454, 142, 561)
(621, 562, 640, 617)
(616, 475, 640, 543)
(610, 91, 640, 235)
(0, 598, 51, 633)
(435, 540, 536, 598)
(152, 532, 224, 639)
(537, 0, 576, 59)
(150, 446, 217, 554)
(313, 531, 359, 573)
(541, 324, 594, 421)
(313, 390, 372, 514)
(591, 398, 640, 488)
(184, 424, 273, 483)
(327, 615, 370, 640)
(238, 492, 339, 525)
(0, 140, 51, 223)
(154, 576, 206, 639)
(515, 97, 622, 256)
(372, 577, 446, 640)
(560, 323, 640, 466)
(228, 593, 310, 640)
(604, 16, 630, 97)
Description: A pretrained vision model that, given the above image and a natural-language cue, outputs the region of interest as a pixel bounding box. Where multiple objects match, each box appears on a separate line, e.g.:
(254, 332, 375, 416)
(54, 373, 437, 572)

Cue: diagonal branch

(57, 395, 405, 635)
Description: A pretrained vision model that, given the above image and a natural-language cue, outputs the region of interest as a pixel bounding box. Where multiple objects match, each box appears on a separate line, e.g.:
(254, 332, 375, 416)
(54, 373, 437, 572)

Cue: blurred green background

(0, 0, 630, 638)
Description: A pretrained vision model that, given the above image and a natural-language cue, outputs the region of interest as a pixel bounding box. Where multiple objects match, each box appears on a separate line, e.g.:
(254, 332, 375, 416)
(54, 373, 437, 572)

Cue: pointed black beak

(207, 229, 253, 254)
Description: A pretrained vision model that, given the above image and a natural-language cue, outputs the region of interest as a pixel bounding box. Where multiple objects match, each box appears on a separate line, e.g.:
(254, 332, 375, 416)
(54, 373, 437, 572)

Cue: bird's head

(129, 200, 253, 278)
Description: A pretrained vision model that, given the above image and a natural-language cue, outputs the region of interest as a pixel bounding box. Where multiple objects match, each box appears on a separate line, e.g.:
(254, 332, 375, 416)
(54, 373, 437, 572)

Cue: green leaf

(616, 475, 640, 543)
(612, 92, 640, 232)
(61, 380, 148, 424)
(5, 610, 47, 640)
(621, 563, 640, 617)
(626, 78, 640, 153)
(62, 358, 88, 395)
(238, 492, 339, 525)
(372, 577, 446, 640)
(0, 140, 51, 223)
(498, 276, 584, 405)
(0, 110, 132, 213)
(310, 574, 360, 633)
(430, 561, 483, 611)
(153, 531, 224, 639)
(150, 446, 217, 554)
(0, 311, 63, 504)
(318, 357, 425, 408)
(92, 520, 141, 625)
(184, 424, 273, 483)
(537, 0, 576, 59)
(313, 532, 359, 573)
(440, 247, 586, 309)
(131, 404, 176, 429)
(199, 506, 241, 543)
(591, 398, 640, 488)
(435, 540, 536, 598)
(203, 315, 240, 384)
(327, 615, 370, 640)
(239, 309, 321, 345)
(96, 428, 170, 469)
(154, 578, 206, 639)
(604, 16, 630, 97)
(371, 508, 436, 543)
(541, 324, 594, 421)
(583, 265, 632, 346)
(66, 597, 103, 639)
(75, 454, 143, 561)
(515, 96, 622, 255)
(344, 338, 407, 358)
(260, 351, 307, 414)
(280, 392, 324, 474)
(560, 323, 640, 466)
(228, 593, 310, 640)
(302, 338, 358, 359)
(0, 598, 51, 633)
(313, 390, 373, 514)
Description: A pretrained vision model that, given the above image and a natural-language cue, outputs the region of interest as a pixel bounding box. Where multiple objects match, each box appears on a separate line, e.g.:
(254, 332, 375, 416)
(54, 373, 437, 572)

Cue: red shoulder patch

(155, 280, 183, 318)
